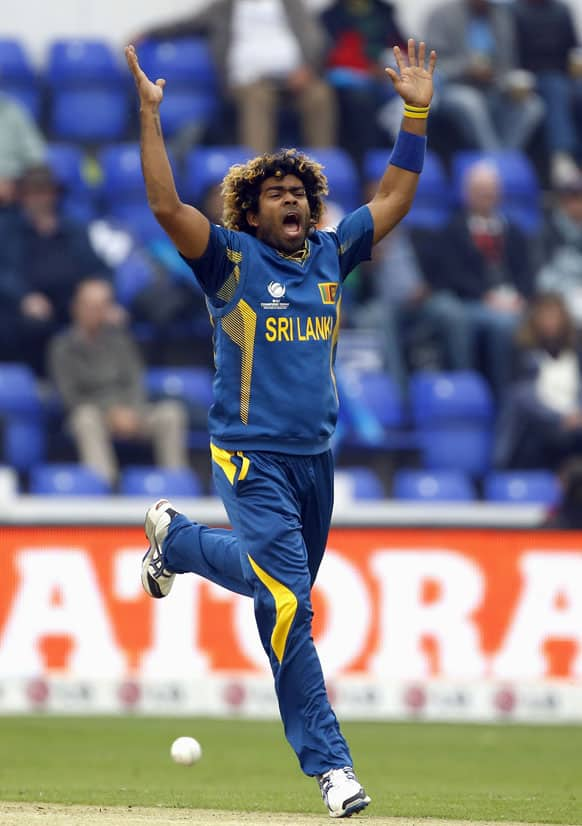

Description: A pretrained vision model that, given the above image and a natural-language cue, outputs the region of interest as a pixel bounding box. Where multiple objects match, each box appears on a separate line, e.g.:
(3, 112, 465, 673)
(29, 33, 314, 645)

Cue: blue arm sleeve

(333, 206, 375, 281)
(179, 223, 243, 297)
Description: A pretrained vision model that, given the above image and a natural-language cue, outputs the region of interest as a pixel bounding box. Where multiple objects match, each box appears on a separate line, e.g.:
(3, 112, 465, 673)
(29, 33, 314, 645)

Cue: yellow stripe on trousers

(247, 554, 297, 663)
(210, 443, 250, 484)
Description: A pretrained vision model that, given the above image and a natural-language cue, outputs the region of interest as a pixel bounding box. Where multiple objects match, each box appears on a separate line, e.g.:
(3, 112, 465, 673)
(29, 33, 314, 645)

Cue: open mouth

(282, 211, 301, 234)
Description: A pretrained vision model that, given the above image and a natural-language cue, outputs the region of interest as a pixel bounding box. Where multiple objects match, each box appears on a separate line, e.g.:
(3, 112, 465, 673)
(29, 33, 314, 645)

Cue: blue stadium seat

(46, 144, 96, 222)
(339, 370, 415, 451)
(0, 39, 40, 120)
(302, 147, 360, 213)
(158, 89, 217, 138)
(419, 426, 493, 476)
(99, 143, 177, 204)
(410, 370, 494, 426)
(4, 86, 41, 120)
(136, 39, 218, 140)
(51, 89, 129, 141)
(99, 144, 179, 236)
(335, 467, 384, 500)
(99, 143, 145, 199)
(341, 370, 404, 428)
(110, 203, 168, 242)
(0, 364, 41, 416)
(47, 144, 86, 191)
(138, 38, 217, 91)
(119, 466, 203, 497)
(30, 464, 111, 495)
(0, 38, 35, 81)
(364, 149, 451, 229)
(0, 365, 44, 471)
(4, 419, 45, 471)
(393, 469, 475, 502)
(47, 39, 123, 85)
(410, 372, 495, 475)
(183, 146, 254, 204)
(451, 150, 541, 234)
(484, 471, 560, 505)
(114, 251, 157, 307)
(146, 367, 214, 409)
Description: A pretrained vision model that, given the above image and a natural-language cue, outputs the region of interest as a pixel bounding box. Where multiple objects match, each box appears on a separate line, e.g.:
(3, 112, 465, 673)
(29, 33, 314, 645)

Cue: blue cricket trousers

(162, 445, 352, 776)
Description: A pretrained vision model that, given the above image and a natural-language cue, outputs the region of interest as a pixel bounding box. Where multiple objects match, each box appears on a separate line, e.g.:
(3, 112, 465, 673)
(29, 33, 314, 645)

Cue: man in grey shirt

(424, 0, 543, 151)
(49, 279, 188, 485)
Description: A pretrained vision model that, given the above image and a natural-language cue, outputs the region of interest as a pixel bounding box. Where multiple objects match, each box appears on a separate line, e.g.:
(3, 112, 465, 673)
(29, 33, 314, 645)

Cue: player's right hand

(125, 44, 165, 108)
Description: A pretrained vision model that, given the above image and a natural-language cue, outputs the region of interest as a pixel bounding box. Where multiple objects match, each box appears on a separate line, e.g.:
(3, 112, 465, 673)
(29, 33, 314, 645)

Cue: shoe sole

(331, 794, 371, 819)
(141, 500, 171, 599)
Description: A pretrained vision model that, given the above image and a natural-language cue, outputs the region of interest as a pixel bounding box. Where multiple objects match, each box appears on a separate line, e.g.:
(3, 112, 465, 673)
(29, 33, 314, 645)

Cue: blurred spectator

(0, 165, 111, 373)
(49, 279, 189, 486)
(424, 0, 543, 152)
(537, 174, 582, 325)
(320, 0, 407, 164)
(199, 181, 225, 226)
(514, 0, 582, 186)
(431, 162, 534, 396)
(353, 220, 471, 391)
(0, 92, 45, 207)
(543, 456, 582, 528)
(136, 0, 336, 154)
(495, 293, 582, 469)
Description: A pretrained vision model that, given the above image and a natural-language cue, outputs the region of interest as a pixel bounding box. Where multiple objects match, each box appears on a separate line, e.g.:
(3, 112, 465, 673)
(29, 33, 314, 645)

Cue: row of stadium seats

(1, 35, 542, 231)
(47, 141, 542, 236)
(0, 362, 523, 480)
(10, 462, 560, 504)
(1, 37, 218, 141)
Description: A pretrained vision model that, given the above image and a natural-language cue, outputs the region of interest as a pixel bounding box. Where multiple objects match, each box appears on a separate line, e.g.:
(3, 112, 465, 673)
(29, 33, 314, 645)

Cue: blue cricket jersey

(182, 205, 374, 454)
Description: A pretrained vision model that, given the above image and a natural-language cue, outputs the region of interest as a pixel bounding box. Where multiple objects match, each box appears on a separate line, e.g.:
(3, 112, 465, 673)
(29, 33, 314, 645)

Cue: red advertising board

(1, 526, 581, 681)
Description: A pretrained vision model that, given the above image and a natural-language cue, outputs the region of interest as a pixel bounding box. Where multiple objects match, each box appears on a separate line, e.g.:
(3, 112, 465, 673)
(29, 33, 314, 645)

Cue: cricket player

(126, 38, 436, 818)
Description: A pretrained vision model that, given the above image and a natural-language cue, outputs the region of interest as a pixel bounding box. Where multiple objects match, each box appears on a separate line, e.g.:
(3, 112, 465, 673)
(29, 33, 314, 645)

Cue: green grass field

(0, 717, 580, 823)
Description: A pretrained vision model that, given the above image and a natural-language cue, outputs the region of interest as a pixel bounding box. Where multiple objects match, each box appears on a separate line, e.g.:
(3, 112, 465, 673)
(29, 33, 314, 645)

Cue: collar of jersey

(276, 240, 310, 266)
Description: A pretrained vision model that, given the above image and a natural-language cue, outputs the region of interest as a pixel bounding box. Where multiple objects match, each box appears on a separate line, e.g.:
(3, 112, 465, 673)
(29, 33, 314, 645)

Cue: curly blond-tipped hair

(221, 148, 329, 234)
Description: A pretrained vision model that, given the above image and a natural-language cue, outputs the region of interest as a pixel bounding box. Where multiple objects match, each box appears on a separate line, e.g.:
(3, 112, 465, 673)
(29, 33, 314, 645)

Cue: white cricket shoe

(141, 498, 178, 599)
(317, 767, 371, 818)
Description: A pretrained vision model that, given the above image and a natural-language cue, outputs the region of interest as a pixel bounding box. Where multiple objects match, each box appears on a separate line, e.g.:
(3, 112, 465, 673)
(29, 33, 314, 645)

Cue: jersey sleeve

(179, 223, 243, 297)
(334, 205, 375, 281)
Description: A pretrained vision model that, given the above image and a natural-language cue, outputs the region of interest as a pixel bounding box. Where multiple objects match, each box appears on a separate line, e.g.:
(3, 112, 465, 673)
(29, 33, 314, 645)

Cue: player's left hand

(385, 39, 436, 108)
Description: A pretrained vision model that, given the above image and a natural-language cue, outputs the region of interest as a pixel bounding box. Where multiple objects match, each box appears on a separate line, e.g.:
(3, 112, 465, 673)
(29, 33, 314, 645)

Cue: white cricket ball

(170, 736, 202, 766)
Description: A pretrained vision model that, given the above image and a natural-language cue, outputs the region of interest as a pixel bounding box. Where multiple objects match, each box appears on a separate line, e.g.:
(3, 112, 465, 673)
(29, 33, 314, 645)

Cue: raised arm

(367, 39, 436, 245)
(125, 44, 210, 259)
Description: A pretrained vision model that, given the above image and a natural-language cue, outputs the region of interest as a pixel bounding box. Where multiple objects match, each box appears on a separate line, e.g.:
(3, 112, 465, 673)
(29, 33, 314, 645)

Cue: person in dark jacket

(320, 0, 407, 164)
(430, 161, 534, 395)
(495, 292, 582, 469)
(536, 173, 582, 324)
(514, 0, 582, 185)
(423, 0, 543, 153)
(543, 456, 582, 528)
(0, 164, 110, 373)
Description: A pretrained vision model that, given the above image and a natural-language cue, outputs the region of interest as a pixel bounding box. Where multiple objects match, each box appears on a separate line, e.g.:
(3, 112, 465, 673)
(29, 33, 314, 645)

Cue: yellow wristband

(404, 103, 430, 119)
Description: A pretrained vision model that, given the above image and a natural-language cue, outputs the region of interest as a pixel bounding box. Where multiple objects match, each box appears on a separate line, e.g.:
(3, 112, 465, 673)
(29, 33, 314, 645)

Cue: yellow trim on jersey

(247, 554, 297, 663)
(277, 241, 309, 265)
(330, 293, 342, 403)
(221, 298, 257, 424)
(226, 248, 243, 264)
